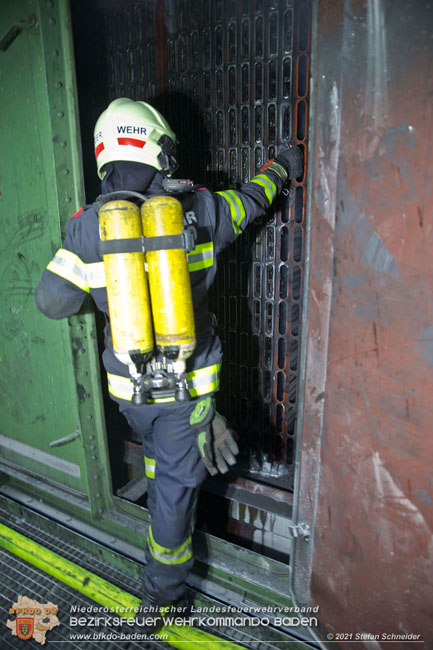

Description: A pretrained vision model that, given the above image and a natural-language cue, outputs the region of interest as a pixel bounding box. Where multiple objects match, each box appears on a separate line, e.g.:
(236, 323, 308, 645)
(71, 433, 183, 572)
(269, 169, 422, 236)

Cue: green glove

(190, 398, 239, 476)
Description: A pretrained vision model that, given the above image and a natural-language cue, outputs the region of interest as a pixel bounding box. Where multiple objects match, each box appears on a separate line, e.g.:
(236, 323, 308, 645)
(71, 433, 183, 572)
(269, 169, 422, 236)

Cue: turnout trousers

(119, 401, 208, 602)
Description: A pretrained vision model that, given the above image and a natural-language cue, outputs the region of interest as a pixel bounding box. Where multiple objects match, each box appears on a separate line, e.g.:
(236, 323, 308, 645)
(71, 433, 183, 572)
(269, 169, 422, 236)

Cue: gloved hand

(275, 143, 303, 179)
(260, 143, 303, 179)
(190, 398, 239, 476)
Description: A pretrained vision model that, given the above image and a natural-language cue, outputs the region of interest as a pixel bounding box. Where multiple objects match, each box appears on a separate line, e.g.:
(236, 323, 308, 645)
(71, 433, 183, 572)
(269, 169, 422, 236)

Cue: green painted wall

(0, 0, 110, 510)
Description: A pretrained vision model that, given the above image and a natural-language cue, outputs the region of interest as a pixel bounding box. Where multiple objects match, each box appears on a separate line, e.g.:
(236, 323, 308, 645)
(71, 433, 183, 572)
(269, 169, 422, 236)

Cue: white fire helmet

(93, 98, 177, 179)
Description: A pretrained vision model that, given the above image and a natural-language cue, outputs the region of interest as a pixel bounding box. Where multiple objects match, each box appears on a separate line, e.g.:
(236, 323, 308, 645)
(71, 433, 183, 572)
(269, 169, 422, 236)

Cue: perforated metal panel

(102, 0, 311, 490)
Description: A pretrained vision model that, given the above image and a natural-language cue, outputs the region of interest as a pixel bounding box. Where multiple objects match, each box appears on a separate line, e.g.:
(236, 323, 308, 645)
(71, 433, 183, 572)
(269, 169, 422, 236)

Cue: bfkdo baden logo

(16, 618, 34, 640)
(7, 595, 60, 644)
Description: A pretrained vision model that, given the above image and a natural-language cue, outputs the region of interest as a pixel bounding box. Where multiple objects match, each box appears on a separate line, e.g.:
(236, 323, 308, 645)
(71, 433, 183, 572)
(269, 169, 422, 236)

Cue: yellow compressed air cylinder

(141, 195, 196, 363)
(99, 200, 154, 367)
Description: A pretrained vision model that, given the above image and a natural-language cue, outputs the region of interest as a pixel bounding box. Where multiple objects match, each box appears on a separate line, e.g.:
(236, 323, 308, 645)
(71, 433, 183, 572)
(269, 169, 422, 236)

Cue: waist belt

(107, 363, 221, 403)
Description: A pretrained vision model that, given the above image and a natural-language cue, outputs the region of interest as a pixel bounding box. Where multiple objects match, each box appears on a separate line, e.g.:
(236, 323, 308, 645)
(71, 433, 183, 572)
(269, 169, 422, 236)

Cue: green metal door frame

(0, 0, 112, 517)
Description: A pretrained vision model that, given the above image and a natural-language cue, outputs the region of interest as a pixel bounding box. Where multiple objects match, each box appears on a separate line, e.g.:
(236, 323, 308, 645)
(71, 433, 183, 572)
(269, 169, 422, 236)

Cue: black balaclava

(100, 160, 158, 194)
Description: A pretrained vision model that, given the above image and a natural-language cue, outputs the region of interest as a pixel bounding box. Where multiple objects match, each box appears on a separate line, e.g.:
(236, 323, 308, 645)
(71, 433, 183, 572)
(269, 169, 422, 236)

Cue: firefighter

(35, 98, 302, 612)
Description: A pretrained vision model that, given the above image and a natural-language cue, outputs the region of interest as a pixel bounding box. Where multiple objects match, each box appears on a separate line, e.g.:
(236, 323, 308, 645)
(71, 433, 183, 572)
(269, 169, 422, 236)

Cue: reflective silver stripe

(187, 363, 221, 397)
(188, 380, 220, 398)
(107, 374, 134, 401)
(268, 161, 288, 181)
(47, 249, 89, 292)
(216, 190, 246, 235)
(47, 250, 106, 291)
(48, 240, 213, 290)
(188, 242, 214, 272)
(144, 456, 155, 479)
(87, 262, 106, 288)
(187, 363, 221, 382)
(147, 526, 193, 565)
(251, 173, 277, 203)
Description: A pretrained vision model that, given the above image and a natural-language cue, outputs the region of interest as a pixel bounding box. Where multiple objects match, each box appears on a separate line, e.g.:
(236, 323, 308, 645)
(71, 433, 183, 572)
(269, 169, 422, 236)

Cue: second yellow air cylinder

(141, 195, 196, 362)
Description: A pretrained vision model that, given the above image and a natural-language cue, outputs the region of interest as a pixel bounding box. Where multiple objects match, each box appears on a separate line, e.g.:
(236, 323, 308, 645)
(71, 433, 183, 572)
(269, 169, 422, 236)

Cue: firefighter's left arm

(35, 270, 86, 319)
(213, 144, 303, 252)
(35, 214, 89, 319)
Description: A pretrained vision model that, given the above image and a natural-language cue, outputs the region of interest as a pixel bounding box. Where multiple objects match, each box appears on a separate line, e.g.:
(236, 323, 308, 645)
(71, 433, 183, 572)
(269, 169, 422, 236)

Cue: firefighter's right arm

(213, 144, 303, 252)
(34, 216, 88, 319)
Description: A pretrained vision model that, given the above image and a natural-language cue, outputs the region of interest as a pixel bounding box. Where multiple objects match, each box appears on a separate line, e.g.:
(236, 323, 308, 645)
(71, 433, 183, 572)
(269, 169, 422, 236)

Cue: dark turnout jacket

(35, 160, 290, 404)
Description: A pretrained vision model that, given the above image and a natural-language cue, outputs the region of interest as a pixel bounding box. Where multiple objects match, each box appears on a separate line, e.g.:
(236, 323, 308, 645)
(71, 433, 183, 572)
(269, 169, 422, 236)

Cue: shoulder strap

(93, 190, 149, 214)
(95, 190, 197, 255)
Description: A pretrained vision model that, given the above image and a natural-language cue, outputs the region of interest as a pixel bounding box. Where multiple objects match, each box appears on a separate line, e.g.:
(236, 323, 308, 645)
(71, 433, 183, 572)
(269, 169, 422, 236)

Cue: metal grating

(0, 503, 316, 649)
(103, 0, 311, 489)
(0, 504, 144, 595)
(0, 548, 166, 650)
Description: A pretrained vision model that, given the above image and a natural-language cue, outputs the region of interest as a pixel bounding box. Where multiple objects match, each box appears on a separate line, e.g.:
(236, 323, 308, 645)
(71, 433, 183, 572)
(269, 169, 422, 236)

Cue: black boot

(135, 590, 171, 632)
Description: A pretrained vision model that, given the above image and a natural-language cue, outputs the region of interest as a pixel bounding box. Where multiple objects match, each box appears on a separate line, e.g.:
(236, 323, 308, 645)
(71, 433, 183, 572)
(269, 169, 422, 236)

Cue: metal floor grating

(0, 548, 170, 649)
(0, 503, 144, 596)
(0, 501, 318, 649)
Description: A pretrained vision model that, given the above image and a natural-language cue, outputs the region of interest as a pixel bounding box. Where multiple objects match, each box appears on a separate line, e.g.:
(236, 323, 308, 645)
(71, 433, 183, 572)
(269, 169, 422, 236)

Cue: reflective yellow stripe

(47, 249, 89, 292)
(187, 363, 221, 398)
(251, 173, 277, 203)
(147, 526, 192, 565)
(144, 456, 155, 479)
(188, 242, 214, 272)
(216, 190, 246, 236)
(268, 160, 288, 181)
(48, 240, 215, 291)
(187, 362, 221, 379)
(107, 363, 221, 402)
(107, 374, 137, 401)
(188, 382, 218, 398)
(47, 250, 106, 291)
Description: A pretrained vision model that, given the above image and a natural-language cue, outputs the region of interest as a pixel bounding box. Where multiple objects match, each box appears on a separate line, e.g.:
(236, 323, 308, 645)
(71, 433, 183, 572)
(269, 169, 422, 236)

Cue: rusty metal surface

(295, 0, 433, 646)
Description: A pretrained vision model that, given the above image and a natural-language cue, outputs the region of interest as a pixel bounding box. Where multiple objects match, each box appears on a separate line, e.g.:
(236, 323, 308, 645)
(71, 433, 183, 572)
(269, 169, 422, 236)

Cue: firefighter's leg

(142, 429, 156, 517)
(143, 401, 208, 603)
(119, 404, 157, 517)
